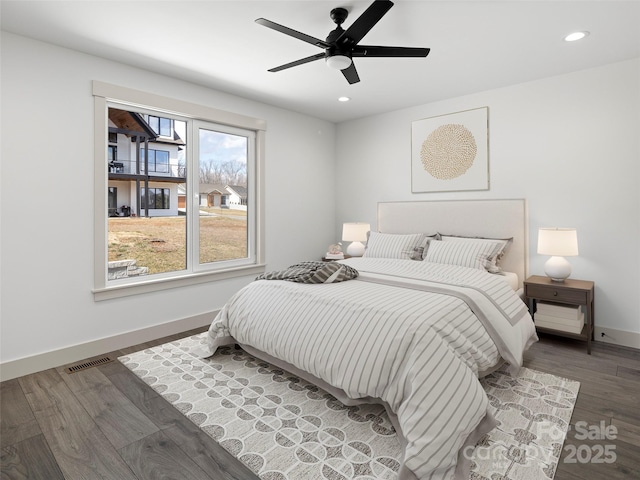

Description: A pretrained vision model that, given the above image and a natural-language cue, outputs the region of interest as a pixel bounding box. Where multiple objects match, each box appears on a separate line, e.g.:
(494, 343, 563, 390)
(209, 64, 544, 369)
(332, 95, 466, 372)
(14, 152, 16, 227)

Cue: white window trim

(93, 81, 266, 301)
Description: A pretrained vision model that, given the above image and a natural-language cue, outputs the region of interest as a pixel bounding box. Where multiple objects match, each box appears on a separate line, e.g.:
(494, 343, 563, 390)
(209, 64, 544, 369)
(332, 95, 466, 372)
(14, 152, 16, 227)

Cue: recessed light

(338, 96, 350, 102)
(564, 31, 589, 42)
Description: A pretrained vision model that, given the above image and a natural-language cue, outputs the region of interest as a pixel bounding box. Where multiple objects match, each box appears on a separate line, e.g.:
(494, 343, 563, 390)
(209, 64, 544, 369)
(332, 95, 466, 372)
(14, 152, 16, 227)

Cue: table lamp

(537, 227, 579, 282)
(342, 222, 370, 257)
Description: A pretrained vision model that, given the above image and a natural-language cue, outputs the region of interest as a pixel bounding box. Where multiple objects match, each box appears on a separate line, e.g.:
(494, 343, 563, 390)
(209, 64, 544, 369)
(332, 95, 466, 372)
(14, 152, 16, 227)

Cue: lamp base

(346, 241, 365, 257)
(544, 256, 572, 282)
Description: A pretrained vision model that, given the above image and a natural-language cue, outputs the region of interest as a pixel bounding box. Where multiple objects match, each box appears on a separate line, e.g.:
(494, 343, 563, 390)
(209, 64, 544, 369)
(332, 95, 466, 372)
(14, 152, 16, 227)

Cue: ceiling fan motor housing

(325, 26, 351, 61)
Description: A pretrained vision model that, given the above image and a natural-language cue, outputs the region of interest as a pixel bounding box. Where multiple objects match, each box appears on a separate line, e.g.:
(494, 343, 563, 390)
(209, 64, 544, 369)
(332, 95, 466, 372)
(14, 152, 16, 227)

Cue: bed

(203, 199, 538, 480)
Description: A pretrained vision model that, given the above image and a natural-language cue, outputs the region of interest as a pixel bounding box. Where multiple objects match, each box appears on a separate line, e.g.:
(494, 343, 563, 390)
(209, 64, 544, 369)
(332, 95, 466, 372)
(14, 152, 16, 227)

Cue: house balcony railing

(108, 159, 185, 178)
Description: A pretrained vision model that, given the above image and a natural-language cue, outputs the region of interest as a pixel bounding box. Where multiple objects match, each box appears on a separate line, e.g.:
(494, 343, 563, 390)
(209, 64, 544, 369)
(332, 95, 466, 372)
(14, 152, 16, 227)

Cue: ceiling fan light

(326, 55, 352, 70)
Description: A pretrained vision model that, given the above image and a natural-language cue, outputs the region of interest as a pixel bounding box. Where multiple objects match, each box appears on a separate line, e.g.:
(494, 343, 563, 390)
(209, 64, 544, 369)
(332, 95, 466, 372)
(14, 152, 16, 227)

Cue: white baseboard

(594, 326, 640, 350)
(4, 314, 636, 382)
(0, 311, 217, 382)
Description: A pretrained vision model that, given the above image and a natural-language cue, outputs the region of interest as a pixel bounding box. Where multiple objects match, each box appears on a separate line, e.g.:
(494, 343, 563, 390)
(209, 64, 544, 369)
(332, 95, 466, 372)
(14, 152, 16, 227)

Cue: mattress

(498, 271, 519, 291)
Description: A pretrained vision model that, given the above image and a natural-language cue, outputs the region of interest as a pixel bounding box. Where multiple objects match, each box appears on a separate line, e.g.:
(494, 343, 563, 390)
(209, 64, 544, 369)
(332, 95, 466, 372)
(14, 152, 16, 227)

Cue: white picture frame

(411, 107, 489, 193)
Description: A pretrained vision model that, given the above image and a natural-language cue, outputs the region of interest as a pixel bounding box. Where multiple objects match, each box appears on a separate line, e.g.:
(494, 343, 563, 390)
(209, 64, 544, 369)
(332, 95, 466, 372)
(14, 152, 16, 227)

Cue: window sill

(93, 263, 266, 301)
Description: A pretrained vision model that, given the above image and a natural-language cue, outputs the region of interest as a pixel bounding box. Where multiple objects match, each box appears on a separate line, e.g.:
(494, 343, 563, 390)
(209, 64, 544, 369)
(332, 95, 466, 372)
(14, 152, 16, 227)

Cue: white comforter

(205, 258, 537, 479)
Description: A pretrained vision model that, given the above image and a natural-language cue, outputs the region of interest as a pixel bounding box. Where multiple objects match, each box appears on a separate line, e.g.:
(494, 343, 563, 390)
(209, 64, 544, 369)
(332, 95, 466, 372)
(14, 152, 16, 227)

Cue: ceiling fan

(255, 0, 430, 85)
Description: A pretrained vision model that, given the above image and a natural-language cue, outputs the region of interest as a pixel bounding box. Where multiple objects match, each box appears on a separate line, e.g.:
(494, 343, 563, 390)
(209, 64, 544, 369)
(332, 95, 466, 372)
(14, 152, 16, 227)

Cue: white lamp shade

(342, 223, 370, 242)
(537, 228, 579, 256)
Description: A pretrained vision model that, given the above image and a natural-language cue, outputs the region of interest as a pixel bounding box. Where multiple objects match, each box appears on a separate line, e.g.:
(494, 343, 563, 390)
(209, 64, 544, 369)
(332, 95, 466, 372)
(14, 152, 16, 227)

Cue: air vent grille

(65, 356, 113, 374)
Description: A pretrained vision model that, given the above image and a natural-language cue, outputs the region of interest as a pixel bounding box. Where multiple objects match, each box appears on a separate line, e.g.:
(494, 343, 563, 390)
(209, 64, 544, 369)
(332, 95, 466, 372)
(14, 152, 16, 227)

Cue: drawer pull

(553, 291, 558, 296)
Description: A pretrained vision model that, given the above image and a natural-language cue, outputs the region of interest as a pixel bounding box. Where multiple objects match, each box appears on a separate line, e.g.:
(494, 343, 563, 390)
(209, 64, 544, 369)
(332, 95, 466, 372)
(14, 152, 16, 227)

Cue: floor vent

(65, 356, 113, 374)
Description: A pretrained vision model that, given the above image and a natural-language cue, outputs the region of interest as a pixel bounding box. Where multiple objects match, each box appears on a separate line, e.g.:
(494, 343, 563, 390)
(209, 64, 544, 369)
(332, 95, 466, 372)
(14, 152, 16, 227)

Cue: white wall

(335, 59, 640, 340)
(0, 32, 336, 375)
(2, 32, 638, 378)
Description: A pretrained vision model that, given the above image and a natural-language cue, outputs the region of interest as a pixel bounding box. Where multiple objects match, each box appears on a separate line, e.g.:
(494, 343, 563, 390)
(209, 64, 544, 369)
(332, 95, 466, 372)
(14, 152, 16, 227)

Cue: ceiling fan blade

(256, 18, 331, 49)
(268, 53, 325, 72)
(337, 0, 394, 48)
(352, 45, 430, 57)
(341, 63, 360, 84)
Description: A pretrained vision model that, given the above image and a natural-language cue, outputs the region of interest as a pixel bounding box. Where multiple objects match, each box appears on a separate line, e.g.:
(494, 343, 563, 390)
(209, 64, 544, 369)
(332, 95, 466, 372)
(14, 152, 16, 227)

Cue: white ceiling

(2, 1, 639, 123)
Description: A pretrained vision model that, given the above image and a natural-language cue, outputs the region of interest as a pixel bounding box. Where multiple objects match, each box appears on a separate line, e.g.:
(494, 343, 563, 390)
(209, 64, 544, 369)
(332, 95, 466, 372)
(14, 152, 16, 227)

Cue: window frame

(140, 187, 170, 210)
(140, 148, 170, 173)
(93, 81, 266, 300)
(107, 145, 117, 162)
(147, 114, 173, 137)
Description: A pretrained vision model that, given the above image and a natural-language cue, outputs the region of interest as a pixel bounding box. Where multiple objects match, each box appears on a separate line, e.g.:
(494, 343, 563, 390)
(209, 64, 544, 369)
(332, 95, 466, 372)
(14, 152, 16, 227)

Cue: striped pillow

(439, 235, 512, 272)
(424, 239, 505, 271)
(363, 232, 425, 260)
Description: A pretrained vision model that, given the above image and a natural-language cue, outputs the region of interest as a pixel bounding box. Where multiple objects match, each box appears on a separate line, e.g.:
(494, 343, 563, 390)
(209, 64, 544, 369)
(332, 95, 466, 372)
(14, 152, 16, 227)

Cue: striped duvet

(205, 257, 537, 479)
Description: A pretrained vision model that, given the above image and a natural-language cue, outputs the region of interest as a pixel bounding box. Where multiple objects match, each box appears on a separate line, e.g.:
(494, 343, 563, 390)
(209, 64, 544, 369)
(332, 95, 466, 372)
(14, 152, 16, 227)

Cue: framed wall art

(411, 107, 489, 193)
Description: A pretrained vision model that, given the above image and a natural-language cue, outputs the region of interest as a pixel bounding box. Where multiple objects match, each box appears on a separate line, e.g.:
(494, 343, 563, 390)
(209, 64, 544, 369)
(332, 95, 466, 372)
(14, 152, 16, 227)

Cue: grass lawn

(108, 213, 247, 275)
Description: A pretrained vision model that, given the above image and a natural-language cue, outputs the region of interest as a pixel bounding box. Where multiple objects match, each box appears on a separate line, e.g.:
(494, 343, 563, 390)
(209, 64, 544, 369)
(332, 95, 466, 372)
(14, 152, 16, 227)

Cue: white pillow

(423, 239, 506, 271)
(363, 232, 425, 260)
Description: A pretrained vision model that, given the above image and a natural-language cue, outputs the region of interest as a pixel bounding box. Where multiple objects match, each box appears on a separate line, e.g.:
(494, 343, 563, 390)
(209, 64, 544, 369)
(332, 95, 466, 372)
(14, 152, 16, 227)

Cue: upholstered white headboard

(377, 199, 529, 288)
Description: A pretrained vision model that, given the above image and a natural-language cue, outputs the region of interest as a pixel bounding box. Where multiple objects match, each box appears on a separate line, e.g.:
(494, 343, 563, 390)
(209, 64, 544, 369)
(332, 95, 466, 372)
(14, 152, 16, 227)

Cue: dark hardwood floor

(1, 328, 639, 479)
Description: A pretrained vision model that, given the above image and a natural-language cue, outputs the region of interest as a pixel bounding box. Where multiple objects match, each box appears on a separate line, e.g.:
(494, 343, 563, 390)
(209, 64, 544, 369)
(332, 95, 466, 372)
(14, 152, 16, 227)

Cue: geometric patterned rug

(119, 333, 579, 480)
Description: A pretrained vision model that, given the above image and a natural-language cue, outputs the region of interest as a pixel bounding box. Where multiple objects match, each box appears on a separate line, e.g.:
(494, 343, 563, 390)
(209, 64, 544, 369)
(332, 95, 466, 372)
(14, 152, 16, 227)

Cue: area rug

(119, 333, 579, 480)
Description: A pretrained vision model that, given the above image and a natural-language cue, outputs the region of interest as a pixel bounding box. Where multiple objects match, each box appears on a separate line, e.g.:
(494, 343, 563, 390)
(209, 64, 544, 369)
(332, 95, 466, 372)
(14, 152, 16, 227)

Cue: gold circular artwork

(420, 124, 477, 179)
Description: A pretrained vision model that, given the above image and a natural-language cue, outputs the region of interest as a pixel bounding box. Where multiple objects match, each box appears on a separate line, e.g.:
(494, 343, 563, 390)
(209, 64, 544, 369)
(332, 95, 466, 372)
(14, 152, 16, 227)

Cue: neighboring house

(225, 185, 248, 211)
(199, 184, 228, 208)
(177, 183, 248, 211)
(108, 108, 186, 217)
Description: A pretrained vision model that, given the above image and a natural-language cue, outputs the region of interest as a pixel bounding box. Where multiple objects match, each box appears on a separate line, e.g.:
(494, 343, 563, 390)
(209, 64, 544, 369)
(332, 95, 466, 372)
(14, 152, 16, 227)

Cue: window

(108, 145, 117, 161)
(141, 188, 170, 209)
(141, 148, 170, 173)
(147, 115, 173, 137)
(108, 187, 118, 217)
(93, 81, 265, 299)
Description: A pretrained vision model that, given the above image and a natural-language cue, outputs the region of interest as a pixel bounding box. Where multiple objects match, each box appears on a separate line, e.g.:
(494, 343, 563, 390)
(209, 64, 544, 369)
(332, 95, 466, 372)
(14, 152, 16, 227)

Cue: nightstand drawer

(525, 284, 588, 304)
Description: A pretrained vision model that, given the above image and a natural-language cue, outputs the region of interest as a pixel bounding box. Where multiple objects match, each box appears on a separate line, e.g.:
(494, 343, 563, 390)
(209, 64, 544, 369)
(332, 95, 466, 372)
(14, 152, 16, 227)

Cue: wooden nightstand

(524, 275, 595, 353)
(321, 255, 351, 262)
